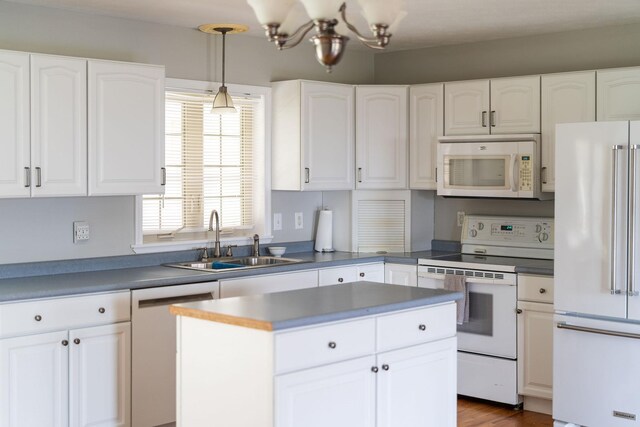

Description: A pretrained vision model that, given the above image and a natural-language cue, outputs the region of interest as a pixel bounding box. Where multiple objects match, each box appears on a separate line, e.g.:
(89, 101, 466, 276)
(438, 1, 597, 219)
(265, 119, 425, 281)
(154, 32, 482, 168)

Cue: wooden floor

(458, 397, 554, 426)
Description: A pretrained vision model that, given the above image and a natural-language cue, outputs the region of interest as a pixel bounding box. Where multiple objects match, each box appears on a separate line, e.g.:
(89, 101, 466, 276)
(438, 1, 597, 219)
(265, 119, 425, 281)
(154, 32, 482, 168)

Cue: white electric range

(418, 215, 554, 405)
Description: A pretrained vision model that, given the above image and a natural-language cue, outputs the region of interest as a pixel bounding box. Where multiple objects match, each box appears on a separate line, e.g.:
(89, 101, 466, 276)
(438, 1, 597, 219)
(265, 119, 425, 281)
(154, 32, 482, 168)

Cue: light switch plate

(73, 221, 90, 243)
(273, 213, 282, 231)
(295, 212, 303, 229)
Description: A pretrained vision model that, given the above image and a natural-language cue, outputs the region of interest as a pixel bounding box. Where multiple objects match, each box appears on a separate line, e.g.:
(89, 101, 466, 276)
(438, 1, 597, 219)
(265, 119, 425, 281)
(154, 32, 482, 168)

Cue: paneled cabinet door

(377, 337, 457, 427)
(444, 80, 490, 135)
(356, 86, 408, 189)
(69, 322, 131, 427)
(540, 71, 596, 192)
(275, 356, 376, 427)
(597, 67, 640, 121)
(302, 82, 355, 190)
(0, 50, 30, 197)
(384, 263, 417, 287)
(409, 84, 443, 190)
(31, 55, 87, 197)
(357, 263, 385, 283)
(517, 301, 553, 399)
(88, 60, 165, 195)
(490, 75, 540, 134)
(0, 330, 69, 427)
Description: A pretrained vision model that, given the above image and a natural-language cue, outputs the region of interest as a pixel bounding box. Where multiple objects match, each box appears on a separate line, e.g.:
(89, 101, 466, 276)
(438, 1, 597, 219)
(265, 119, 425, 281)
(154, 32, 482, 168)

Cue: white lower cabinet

(0, 291, 131, 427)
(384, 263, 417, 286)
(319, 263, 384, 286)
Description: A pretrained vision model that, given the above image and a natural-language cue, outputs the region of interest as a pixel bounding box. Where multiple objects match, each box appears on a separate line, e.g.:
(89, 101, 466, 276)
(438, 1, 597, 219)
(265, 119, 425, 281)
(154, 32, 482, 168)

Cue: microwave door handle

(510, 154, 518, 192)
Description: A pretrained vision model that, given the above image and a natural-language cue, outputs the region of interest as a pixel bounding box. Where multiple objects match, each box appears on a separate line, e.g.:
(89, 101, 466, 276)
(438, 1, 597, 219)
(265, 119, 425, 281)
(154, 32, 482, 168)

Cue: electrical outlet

(273, 213, 282, 231)
(457, 211, 465, 227)
(295, 212, 303, 230)
(73, 221, 90, 243)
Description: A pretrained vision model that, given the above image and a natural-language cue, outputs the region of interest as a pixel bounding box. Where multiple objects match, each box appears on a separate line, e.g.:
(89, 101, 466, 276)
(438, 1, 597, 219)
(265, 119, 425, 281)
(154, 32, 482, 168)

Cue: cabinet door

(357, 263, 385, 283)
(302, 82, 355, 190)
(0, 50, 30, 197)
(444, 80, 490, 135)
(69, 322, 130, 427)
(31, 55, 87, 197)
(0, 330, 69, 427)
(541, 71, 596, 192)
(597, 67, 640, 121)
(377, 337, 457, 427)
(517, 301, 553, 400)
(220, 270, 318, 298)
(490, 75, 541, 134)
(88, 60, 165, 195)
(409, 84, 443, 190)
(384, 263, 417, 287)
(318, 266, 358, 286)
(356, 86, 408, 189)
(275, 356, 376, 427)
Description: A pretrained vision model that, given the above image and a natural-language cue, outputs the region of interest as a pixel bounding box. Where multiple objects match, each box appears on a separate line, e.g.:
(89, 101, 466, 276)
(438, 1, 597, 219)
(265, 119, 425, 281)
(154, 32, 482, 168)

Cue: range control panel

(462, 215, 554, 249)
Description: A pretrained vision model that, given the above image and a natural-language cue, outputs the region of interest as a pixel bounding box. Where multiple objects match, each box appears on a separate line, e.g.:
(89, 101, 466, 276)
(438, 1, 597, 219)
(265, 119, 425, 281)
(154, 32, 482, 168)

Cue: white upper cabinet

(597, 67, 640, 121)
(444, 76, 540, 135)
(540, 71, 596, 192)
(0, 50, 30, 197)
(409, 84, 443, 190)
(88, 60, 165, 195)
(356, 86, 408, 189)
(31, 55, 87, 197)
(444, 80, 490, 135)
(272, 80, 355, 191)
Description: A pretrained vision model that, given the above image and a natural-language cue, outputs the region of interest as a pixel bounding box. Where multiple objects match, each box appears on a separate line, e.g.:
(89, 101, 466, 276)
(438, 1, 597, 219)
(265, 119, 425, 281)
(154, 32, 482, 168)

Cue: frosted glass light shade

(388, 10, 407, 33)
(299, 0, 343, 20)
(212, 86, 236, 114)
(247, 0, 296, 25)
(356, 0, 403, 25)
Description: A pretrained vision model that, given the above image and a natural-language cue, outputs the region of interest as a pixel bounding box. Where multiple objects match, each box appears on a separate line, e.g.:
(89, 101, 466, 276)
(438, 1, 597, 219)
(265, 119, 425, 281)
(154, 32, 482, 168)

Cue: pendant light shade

(212, 85, 235, 113)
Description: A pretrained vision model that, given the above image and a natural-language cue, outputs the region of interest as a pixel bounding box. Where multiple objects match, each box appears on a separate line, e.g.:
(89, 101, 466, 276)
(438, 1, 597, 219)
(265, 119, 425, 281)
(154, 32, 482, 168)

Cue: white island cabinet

(171, 282, 460, 427)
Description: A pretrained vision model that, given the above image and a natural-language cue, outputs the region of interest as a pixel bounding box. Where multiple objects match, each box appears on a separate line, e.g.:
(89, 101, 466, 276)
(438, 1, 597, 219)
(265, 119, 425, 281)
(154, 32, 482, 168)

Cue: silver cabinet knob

(418, 324, 426, 331)
(62, 340, 69, 346)
(98, 307, 106, 314)
(74, 338, 81, 345)
(359, 272, 365, 277)
(328, 341, 337, 349)
(539, 288, 547, 294)
(516, 309, 523, 314)
(371, 366, 379, 373)
(338, 278, 343, 283)
(34, 315, 42, 322)
(382, 364, 390, 371)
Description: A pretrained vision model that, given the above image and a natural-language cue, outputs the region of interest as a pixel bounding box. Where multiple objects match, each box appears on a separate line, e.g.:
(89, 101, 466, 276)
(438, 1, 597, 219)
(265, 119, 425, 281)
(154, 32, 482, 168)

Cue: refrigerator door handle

(630, 145, 639, 296)
(557, 321, 640, 340)
(611, 145, 624, 295)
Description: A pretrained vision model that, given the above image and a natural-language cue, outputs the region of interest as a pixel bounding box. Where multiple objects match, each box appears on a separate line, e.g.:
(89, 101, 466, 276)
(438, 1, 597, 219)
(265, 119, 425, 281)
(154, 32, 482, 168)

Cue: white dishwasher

(132, 281, 219, 427)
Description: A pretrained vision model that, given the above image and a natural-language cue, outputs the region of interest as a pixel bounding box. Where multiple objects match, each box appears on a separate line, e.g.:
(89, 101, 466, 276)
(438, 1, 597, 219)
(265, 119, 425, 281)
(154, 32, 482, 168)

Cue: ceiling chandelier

(247, 0, 406, 72)
(198, 23, 248, 113)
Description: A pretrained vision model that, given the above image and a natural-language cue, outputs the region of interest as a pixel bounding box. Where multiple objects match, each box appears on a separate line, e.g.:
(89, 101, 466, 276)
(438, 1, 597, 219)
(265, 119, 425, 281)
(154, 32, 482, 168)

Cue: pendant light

(198, 24, 248, 113)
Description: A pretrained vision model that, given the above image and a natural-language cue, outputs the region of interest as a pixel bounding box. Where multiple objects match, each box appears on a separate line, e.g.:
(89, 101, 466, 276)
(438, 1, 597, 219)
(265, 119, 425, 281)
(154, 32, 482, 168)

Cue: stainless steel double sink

(166, 256, 305, 272)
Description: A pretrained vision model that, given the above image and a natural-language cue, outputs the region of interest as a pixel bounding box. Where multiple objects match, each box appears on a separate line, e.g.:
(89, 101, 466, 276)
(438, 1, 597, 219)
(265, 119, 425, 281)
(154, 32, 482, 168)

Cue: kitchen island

(170, 281, 462, 427)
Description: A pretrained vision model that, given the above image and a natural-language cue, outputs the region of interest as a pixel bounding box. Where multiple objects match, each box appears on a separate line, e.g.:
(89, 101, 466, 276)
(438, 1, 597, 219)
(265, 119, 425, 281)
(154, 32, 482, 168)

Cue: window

(135, 79, 270, 251)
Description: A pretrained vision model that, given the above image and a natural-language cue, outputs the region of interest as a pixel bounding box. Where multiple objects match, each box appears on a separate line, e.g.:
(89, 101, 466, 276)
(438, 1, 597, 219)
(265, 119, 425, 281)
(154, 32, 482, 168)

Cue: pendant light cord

(221, 30, 227, 87)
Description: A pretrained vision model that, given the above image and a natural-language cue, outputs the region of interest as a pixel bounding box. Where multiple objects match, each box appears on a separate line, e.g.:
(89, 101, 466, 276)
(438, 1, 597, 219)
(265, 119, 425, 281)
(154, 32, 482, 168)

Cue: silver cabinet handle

(481, 111, 487, 127)
(337, 278, 344, 283)
(34, 315, 42, 322)
(418, 324, 426, 331)
(98, 307, 106, 314)
(359, 272, 365, 278)
(371, 366, 379, 373)
(35, 167, 42, 187)
(382, 364, 389, 371)
(73, 338, 80, 345)
(629, 145, 639, 296)
(516, 308, 523, 314)
(490, 110, 496, 127)
(611, 145, 624, 295)
(24, 167, 30, 188)
(539, 288, 547, 294)
(61, 340, 69, 346)
(304, 167, 310, 184)
(328, 341, 337, 349)
(161, 167, 166, 186)
(541, 166, 547, 184)
(357, 167, 363, 183)
(557, 322, 640, 340)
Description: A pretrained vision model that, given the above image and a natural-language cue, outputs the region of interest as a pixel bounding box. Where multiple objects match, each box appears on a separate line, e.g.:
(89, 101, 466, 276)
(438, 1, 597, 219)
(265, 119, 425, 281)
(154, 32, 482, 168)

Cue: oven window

(447, 158, 506, 187)
(457, 291, 493, 336)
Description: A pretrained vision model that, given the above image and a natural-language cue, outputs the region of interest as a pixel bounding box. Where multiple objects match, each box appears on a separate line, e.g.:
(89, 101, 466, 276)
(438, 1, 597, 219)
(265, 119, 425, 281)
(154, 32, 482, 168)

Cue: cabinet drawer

(318, 266, 358, 286)
(275, 318, 375, 374)
(0, 291, 130, 338)
(376, 303, 456, 352)
(518, 274, 554, 303)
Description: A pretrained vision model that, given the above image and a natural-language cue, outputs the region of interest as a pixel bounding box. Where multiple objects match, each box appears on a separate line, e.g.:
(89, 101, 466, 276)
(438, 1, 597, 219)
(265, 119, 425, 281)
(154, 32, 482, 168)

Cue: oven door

(417, 267, 517, 359)
(437, 141, 519, 198)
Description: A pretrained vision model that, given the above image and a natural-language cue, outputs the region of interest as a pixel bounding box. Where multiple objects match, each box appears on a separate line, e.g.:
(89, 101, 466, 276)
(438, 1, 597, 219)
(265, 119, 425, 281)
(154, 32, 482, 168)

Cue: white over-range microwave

(436, 134, 550, 199)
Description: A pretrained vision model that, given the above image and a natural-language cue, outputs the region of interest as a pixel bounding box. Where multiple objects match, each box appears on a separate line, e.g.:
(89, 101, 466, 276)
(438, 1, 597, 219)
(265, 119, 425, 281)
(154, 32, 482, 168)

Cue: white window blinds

(143, 91, 258, 237)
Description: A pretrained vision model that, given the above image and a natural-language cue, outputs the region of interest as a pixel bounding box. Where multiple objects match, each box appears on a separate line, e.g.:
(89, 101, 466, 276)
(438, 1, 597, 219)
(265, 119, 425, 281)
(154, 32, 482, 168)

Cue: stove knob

(538, 232, 549, 242)
(535, 224, 542, 233)
(470, 229, 478, 238)
(478, 222, 484, 231)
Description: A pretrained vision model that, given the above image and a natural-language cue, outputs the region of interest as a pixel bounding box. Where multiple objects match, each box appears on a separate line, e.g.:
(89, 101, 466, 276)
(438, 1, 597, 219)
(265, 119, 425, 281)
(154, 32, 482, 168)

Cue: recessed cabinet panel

(31, 55, 87, 197)
(0, 50, 30, 197)
(88, 60, 165, 195)
(444, 80, 490, 135)
(356, 86, 408, 189)
(409, 84, 443, 190)
(517, 301, 554, 400)
(597, 67, 640, 121)
(490, 76, 540, 134)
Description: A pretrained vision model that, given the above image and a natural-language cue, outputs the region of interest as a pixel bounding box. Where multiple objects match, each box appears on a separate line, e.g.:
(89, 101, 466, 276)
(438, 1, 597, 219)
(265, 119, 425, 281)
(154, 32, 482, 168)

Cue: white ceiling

(6, 0, 640, 51)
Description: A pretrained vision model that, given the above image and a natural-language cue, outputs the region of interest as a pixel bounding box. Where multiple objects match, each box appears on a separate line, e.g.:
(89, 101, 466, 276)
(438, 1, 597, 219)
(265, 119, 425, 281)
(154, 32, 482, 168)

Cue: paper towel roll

(314, 209, 334, 252)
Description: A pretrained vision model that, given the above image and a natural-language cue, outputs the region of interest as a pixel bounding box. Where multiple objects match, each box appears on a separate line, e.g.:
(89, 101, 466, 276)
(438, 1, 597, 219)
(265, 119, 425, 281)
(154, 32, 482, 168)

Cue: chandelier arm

(269, 20, 315, 50)
(339, 2, 386, 48)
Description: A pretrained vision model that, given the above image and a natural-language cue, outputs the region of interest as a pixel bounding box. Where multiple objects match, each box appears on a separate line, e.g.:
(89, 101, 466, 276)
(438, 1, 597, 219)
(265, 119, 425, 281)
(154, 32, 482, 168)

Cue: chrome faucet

(252, 234, 260, 257)
(208, 209, 222, 258)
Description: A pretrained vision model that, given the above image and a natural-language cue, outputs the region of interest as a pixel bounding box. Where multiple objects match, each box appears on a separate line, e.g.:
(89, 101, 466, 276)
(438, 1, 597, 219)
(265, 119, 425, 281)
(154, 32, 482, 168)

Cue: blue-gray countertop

(170, 281, 462, 331)
(0, 249, 553, 302)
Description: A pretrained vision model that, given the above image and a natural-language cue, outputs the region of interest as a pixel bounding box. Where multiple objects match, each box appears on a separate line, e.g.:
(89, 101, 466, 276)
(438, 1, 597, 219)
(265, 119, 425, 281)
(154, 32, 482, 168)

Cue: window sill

(131, 235, 274, 254)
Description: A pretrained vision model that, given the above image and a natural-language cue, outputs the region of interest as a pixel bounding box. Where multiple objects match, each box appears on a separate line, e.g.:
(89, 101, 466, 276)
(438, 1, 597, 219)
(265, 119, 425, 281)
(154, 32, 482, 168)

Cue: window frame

(131, 78, 272, 254)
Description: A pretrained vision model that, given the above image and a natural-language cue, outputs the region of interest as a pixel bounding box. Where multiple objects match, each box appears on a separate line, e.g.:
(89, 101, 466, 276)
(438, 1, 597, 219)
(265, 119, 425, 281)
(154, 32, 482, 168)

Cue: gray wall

(0, 1, 375, 264)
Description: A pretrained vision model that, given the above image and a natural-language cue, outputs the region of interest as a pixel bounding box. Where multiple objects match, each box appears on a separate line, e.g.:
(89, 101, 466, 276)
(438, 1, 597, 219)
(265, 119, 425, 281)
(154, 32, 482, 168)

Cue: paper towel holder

(314, 208, 335, 252)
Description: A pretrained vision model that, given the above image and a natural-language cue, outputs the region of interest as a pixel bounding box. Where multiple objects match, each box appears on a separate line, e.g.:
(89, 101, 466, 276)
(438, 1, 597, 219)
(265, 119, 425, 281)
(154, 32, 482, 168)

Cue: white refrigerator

(554, 121, 640, 427)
